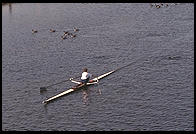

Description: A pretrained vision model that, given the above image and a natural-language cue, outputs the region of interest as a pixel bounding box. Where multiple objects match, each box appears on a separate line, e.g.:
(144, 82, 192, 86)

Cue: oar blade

(40, 87, 48, 93)
(40, 87, 47, 90)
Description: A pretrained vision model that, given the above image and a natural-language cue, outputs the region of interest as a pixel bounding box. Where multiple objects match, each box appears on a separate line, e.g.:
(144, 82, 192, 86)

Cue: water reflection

(82, 86, 102, 105)
(8, 3, 12, 14)
(82, 87, 90, 105)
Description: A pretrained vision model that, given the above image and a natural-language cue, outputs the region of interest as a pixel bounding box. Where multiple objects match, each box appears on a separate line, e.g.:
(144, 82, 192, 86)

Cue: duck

(64, 31, 68, 34)
(32, 29, 38, 33)
(63, 31, 70, 36)
(50, 29, 56, 32)
(156, 4, 161, 8)
(61, 35, 67, 40)
(70, 34, 76, 38)
(73, 27, 79, 32)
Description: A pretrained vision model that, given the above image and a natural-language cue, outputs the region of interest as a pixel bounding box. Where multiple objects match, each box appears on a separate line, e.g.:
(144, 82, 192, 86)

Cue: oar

(114, 60, 138, 73)
(40, 75, 80, 91)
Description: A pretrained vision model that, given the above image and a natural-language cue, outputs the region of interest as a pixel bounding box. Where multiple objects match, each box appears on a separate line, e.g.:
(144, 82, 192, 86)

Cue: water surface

(2, 3, 194, 131)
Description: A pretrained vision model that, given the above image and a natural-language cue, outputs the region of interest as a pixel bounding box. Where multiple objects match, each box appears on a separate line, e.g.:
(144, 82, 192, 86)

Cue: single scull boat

(42, 70, 115, 104)
(42, 60, 138, 104)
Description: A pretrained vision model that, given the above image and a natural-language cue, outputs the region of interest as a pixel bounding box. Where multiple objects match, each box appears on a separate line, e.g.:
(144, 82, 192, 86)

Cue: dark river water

(2, 3, 194, 131)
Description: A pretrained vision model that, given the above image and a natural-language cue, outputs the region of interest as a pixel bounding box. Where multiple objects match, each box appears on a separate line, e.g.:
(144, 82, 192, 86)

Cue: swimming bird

(73, 27, 79, 32)
(32, 29, 38, 33)
(156, 4, 161, 8)
(63, 31, 69, 36)
(70, 34, 76, 38)
(50, 29, 56, 32)
(64, 31, 68, 34)
(61, 35, 67, 40)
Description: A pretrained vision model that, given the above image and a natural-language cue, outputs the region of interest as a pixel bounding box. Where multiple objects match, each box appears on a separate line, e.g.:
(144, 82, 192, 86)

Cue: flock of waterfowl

(150, 3, 179, 9)
(31, 3, 180, 40)
(32, 27, 79, 40)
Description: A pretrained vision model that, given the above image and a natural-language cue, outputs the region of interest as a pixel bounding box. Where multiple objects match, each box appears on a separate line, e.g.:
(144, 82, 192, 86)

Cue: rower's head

(83, 68, 88, 72)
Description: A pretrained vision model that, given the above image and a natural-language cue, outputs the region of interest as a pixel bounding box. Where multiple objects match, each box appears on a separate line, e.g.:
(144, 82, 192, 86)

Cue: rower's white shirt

(81, 72, 92, 80)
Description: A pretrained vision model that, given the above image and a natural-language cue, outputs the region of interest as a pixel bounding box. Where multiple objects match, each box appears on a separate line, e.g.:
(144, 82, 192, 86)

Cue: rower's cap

(83, 68, 88, 72)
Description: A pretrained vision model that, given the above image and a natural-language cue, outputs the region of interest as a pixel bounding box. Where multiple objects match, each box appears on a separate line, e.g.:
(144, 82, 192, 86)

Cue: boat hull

(42, 70, 115, 104)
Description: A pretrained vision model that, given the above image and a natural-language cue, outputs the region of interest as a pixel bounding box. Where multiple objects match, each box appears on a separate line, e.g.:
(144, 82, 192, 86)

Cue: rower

(80, 68, 93, 85)
(73, 68, 96, 90)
